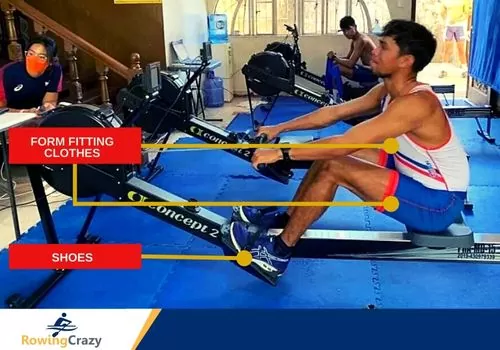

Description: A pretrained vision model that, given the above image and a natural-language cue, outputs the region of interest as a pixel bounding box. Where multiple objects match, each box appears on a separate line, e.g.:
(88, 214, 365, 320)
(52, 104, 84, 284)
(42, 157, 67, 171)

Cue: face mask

(26, 55, 49, 76)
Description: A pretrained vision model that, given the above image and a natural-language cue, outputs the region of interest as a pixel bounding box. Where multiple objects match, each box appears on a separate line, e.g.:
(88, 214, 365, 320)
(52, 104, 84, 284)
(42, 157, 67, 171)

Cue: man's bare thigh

(350, 148, 382, 165)
(339, 64, 353, 78)
(328, 155, 394, 202)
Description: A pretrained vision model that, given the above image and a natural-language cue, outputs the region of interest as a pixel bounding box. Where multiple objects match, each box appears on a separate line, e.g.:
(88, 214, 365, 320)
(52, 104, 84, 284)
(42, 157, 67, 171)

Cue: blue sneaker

(229, 221, 290, 276)
(234, 206, 289, 229)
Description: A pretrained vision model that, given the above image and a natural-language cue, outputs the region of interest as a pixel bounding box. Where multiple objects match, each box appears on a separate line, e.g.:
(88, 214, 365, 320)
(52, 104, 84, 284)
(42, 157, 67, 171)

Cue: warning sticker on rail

(8, 127, 142, 164)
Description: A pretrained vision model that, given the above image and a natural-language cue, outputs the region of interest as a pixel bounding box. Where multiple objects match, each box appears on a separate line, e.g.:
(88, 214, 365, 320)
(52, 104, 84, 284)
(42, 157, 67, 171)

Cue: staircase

(0, 0, 143, 106)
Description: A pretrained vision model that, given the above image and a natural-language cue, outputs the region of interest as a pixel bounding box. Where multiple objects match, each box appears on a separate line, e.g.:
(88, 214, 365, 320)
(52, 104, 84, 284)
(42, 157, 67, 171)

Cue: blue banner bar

(137, 309, 498, 349)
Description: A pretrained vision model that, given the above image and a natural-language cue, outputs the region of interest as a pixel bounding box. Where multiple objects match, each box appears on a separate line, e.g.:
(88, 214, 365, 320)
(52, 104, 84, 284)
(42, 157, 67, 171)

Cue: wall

(162, 0, 209, 67)
(206, 0, 414, 94)
(25, 0, 165, 86)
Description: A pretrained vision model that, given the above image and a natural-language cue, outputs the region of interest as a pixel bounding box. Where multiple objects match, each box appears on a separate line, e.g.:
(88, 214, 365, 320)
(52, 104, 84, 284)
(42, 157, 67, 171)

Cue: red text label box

(8, 244, 142, 270)
(8, 127, 142, 164)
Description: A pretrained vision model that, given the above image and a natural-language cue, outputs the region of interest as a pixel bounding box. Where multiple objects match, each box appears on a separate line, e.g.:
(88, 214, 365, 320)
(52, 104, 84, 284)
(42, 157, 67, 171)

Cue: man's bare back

(351, 33, 377, 66)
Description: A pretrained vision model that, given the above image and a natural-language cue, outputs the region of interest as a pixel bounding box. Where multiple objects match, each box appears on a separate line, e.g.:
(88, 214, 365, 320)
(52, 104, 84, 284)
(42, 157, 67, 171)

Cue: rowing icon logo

(46, 312, 78, 337)
(20, 311, 103, 347)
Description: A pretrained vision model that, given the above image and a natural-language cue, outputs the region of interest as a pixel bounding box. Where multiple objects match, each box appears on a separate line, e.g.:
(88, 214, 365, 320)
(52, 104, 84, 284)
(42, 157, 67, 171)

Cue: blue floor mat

(374, 260, 500, 308)
(152, 245, 376, 309)
(1, 96, 500, 309)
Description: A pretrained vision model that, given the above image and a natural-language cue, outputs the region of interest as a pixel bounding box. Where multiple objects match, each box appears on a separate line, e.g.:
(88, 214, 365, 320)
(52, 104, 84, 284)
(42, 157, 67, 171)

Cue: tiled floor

(0, 96, 256, 250)
(419, 62, 469, 98)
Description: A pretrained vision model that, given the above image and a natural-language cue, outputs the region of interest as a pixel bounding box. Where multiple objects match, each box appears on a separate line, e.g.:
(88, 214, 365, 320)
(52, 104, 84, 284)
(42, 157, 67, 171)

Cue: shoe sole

(238, 206, 251, 224)
(229, 222, 242, 252)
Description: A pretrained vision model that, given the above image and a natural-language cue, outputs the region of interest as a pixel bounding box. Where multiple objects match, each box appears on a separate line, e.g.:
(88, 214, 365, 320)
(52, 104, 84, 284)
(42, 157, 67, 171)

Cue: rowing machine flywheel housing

(265, 41, 295, 62)
(245, 51, 293, 97)
(37, 104, 130, 198)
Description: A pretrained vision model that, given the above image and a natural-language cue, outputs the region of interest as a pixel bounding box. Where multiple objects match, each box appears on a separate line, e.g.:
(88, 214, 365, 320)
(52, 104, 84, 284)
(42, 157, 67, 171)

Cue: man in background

(327, 16, 378, 85)
(439, 0, 473, 78)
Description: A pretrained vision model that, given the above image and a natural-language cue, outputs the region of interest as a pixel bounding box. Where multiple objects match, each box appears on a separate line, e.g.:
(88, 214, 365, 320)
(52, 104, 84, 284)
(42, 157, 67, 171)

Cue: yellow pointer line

(142, 250, 254, 267)
(71, 165, 388, 208)
(142, 254, 237, 262)
(141, 143, 384, 149)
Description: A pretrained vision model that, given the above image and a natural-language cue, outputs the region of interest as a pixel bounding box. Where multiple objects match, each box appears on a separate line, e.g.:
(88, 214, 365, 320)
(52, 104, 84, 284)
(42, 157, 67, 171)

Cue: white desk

(0, 111, 38, 240)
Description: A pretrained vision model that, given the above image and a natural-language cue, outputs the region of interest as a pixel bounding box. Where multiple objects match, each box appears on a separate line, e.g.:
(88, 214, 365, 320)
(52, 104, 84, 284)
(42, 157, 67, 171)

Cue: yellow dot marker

(383, 138, 399, 154)
(383, 196, 399, 212)
(236, 250, 253, 267)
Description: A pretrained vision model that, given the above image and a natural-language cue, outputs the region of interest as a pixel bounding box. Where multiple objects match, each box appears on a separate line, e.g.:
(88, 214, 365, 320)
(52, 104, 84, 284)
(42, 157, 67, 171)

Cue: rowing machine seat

(407, 213, 474, 249)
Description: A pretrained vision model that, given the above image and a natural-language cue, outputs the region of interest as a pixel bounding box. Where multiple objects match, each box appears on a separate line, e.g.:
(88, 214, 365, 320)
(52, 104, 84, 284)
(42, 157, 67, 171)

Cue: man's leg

(339, 64, 354, 79)
(454, 25, 468, 77)
(287, 149, 381, 216)
(229, 154, 395, 275)
(237, 149, 382, 227)
(279, 155, 393, 246)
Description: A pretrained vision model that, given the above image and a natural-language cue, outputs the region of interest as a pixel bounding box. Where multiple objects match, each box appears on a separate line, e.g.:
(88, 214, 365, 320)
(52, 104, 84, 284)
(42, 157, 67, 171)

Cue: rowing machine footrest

(408, 214, 474, 249)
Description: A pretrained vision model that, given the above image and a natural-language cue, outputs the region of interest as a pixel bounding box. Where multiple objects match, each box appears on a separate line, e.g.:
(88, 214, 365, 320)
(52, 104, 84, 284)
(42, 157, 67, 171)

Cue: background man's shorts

(352, 64, 378, 83)
(445, 25, 466, 41)
(376, 151, 466, 233)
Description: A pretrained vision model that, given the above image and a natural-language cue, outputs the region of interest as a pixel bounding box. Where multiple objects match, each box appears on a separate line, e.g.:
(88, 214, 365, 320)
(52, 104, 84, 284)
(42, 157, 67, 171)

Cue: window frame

(216, 0, 392, 36)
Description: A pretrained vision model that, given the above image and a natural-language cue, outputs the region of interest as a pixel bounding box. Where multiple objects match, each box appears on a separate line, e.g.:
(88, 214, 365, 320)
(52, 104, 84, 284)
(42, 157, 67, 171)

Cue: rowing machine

(241, 51, 381, 126)
(118, 66, 315, 185)
(265, 24, 328, 89)
(431, 83, 497, 145)
(5, 100, 500, 308)
(242, 50, 340, 106)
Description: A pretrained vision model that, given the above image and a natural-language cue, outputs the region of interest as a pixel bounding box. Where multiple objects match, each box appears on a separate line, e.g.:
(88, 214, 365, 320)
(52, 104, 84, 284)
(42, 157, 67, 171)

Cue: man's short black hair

(339, 16, 356, 30)
(27, 35, 58, 62)
(380, 19, 437, 73)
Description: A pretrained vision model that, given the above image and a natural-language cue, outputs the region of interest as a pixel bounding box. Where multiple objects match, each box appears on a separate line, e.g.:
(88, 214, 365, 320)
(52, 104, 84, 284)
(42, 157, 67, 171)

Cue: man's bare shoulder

(359, 33, 376, 46)
(369, 83, 387, 101)
(390, 91, 437, 120)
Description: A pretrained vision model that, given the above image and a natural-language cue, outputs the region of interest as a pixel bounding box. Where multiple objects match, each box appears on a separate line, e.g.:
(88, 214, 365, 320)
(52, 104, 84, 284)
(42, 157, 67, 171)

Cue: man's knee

(315, 158, 347, 182)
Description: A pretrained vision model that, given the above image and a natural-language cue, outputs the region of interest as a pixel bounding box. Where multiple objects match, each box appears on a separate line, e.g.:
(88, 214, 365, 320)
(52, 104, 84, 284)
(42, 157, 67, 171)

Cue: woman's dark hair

(26, 35, 58, 63)
(380, 19, 437, 73)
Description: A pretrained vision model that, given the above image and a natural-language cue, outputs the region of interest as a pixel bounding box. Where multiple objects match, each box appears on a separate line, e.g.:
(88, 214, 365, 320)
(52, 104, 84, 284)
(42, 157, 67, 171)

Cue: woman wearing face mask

(0, 35, 62, 115)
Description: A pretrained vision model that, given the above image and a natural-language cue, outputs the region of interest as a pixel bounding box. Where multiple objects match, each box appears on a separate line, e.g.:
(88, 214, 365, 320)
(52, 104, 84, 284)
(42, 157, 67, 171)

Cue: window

(302, 0, 323, 34)
(213, 0, 392, 36)
(351, 0, 391, 34)
(255, 0, 274, 34)
(326, 0, 348, 33)
(276, 0, 296, 35)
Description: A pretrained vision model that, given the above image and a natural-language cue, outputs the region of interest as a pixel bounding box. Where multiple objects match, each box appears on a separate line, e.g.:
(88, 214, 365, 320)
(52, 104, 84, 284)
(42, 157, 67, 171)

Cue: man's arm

(272, 83, 386, 133)
(42, 92, 59, 108)
(343, 42, 354, 59)
(286, 92, 432, 161)
(334, 39, 364, 68)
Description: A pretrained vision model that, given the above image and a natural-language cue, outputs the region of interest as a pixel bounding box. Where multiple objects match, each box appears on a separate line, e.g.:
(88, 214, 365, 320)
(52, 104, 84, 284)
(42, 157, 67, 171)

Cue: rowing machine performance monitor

(265, 24, 326, 89)
(5, 97, 500, 308)
(142, 61, 162, 95)
(201, 41, 212, 61)
(118, 66, 317, 185)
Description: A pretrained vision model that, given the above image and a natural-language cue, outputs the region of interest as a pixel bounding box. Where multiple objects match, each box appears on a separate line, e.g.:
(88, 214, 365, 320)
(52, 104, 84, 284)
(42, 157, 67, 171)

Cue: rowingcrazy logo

(21, 312, 102, 348)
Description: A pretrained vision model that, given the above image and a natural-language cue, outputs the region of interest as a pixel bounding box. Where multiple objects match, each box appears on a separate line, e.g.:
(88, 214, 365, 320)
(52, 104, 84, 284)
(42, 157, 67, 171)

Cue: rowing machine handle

(254, 133, 268, 144)
(254, 133, 292, 184)
(257, 162, 292, 185)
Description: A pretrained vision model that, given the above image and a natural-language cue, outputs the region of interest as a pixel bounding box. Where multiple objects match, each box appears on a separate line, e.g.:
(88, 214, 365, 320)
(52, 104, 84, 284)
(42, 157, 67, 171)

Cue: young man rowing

(229, 20, 470, 278)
